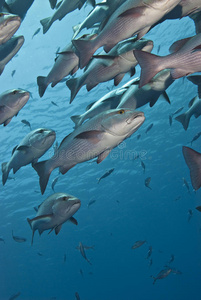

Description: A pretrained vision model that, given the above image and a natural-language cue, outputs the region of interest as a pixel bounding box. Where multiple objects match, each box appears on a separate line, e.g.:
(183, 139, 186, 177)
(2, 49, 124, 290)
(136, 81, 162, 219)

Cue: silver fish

(0, 35, 24, 75)
(11, 69, 16, 77)
(183, 146, 201, 191)
(78, 241, 92, 265)
(21, 119, 32, 130)
(141, 160, 145, 173)
(190, 132, 201, 145)
(146, 246, 152, 259)
(40, 0, 95, 34)
(33, 109, 145, 194)
(175, 96, 201, 130)
(145, 123, 154, 134)
(12, 230, 26, 243)
(134, 33, 201, 88)
(2, 128, 56, 185)
(87, 199, 96, 208)
(32, 27, 41, 39)
(131, 240, 146, 249)
(66, 38, 153, 103)
(72, 0, 180, 68)
(145, 177, 152, 190)
(27, 193, 81, 244)
(97, 168, 114, 183)
(0, 89, 29, 126)
(0, 13, 21, 45)
(75, 292, 80, 300)
(152, 268, 172, 284)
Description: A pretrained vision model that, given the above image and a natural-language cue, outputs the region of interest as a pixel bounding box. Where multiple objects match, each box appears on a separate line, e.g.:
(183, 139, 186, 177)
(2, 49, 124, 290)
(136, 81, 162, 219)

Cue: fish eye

(37, 129, 44, 134)
(0, 13, 4, 17)
(13, 90, 18, 94)
(118, 109, 125, 115)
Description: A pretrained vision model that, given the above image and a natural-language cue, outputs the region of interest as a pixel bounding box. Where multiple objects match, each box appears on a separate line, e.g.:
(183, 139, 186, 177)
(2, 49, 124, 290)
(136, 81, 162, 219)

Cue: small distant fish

(145, 123, 153, 134)
(0, 237, 5, 243)
(11, 70, 16, 77)
(79, 269, 84, 277)
(188, 209, 193, 222)
(21, 119, 32, 130)
(149, 258, 153, 267)
(9, 292, 21, 300)
(168, 254, 174, 264)
(169, 115, 172, 126)
(12, 231, 26, 243)
(63, 254, 66, 263)
(37, 252, 43, 256)
(141, 160, 145, 173)
(97, 168, 114, 184)
(75, 292, 80, 300)
(87, 199, 96, 208)
(51, 101, 58, 107)
(172, 107, 184, 116)
(78, 242, 92, 265)
(32, 27, 41, 39)
(34, 190, 40, 194)
(146, 246, 152, 259)
(182, 177, 190, 193)
(174, 196, 181, 201)
(145, 177, 152, 190)
(152, 268, 172, 284)
(76, 244, 94, 250)
(190, 132, 201, 145)
(51, 176, 59, 192)
(131, 240, 146, 250)
(157, 45, 161, 54)
(137, 134, 141, 140)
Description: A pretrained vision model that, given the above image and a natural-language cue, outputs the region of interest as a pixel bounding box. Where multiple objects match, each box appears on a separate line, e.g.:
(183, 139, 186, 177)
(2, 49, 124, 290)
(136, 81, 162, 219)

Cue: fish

(87, 199, 96, 208)
(79, 269, 84, 277)
(8, 292, 21, 300)
(145, 177, 152, 190)
(0, 89, 29, 127)
(0, 35, 24, 75)
(51, 101, 58, 107)
(70, 84, 129, 128)
(141, 160, 145, 174)
(4, 0, 34, 20)
(97, 168, 114, 184)
(12, 230, 26, 243)
(131, 240, 146, 250)
(152, 268, 172, 284)
(2, 128, 56, 185)
(21, 119, 32, 130)
(37, 42, 79, 97)
(182, 146, 201, 191)
(32, 109, 145, 194)
(169, 115, 172, 126)
(37, 252, 43, 256)
(40, 0, 95, 34)
(0, 13, 21, 45)
(0, 237, 5, 243)
(182, 176, 190, 193)
(78, 241, 92, 265)
(188, 209, 193, 222)
(134, 33, 201, 88)
(75, 292, 80, 300)
(190, 132, 201, 145)
(137, 134, 141, 140)
(148, 258, 153, 267)
(66, 38, 153, 103)
(146, 246, 152, 259)
(168, 254, 175, 264)
(145, 123, 154, 134)
(76, 244, 95, 250)
(27, 193, 81, 245)
(32, 27, 41, 39)
(175, 96, 201, 130)
(11, 69, 16, 77)
(72, 0, 181, 68)
(51, 176, 59, 192)
(117, 70, 172, 110)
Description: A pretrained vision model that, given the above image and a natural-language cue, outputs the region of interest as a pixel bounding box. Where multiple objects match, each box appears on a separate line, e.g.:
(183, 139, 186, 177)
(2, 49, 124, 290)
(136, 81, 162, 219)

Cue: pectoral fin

(17, 145, 30, 152)
(97, 149, 111, 164)
(55, 224, 62, 235)
(74, 130, 104, 144)
(69, 216, 78, 225)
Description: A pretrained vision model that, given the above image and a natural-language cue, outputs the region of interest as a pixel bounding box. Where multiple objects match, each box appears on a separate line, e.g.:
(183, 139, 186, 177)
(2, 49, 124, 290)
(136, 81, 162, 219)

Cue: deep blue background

(0, 1, 201, 299)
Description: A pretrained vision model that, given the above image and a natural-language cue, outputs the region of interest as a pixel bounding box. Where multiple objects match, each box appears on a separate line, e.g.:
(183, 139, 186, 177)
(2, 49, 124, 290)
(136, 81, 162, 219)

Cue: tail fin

(182, 146, 201, 191)
(32, 160, 52, 195)
(66, 77, 85, 103)
(49, 0, 57, 9)
(175, 113, 190, 131)
(70, 115, 82, 128)
(27, 218, 35, 245)
(40, 17, 52, 34)
(134, 50, 162, 88)
(1, 162, 9, 185)
(72, 38, 95, 69)
(37, 76, 48, 97)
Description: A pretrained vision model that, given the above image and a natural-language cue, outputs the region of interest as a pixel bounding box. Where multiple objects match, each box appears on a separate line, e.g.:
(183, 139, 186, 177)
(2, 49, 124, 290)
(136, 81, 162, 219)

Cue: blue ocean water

(0, 1, 201, 300)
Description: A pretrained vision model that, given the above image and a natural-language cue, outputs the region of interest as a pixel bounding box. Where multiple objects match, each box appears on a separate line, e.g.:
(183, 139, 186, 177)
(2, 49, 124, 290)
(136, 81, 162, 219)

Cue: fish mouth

(126, 112, 145, 125)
